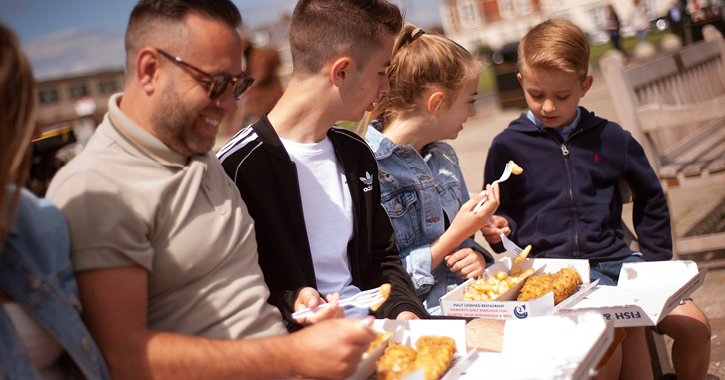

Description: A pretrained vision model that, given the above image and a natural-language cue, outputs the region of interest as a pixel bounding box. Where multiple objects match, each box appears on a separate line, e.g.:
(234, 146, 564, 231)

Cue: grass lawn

(478, 67, 496, 95)
(590, 30, 670, 63)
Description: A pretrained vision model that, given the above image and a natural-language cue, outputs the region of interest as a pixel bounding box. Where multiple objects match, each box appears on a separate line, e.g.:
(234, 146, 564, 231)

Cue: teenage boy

(47, 1, 378, 379)
(481, 19, 711, 380)
(218, 0, 427, 329)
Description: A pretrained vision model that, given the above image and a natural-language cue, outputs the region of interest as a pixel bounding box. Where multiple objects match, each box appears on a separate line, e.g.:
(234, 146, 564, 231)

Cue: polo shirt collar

(106, 93, 189, 167)
(527, 107, 581, 140)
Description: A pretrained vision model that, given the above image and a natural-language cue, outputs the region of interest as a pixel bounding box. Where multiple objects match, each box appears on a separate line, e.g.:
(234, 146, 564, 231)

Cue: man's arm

(78, 265, 376, 380)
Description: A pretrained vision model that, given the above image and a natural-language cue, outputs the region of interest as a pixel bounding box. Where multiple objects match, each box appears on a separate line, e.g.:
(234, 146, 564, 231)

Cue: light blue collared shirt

(527, 107, 581, 141)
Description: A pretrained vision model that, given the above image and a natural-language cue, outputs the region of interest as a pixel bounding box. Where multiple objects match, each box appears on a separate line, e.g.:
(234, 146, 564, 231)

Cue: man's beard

(151, 85, 216, 156)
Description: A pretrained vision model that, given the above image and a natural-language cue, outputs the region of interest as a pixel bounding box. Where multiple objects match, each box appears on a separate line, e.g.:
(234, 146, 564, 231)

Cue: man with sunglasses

(47, 1, 377, 379)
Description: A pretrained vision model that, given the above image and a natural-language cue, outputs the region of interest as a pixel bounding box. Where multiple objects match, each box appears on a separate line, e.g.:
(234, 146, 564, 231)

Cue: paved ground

(449, 68, 725, 378)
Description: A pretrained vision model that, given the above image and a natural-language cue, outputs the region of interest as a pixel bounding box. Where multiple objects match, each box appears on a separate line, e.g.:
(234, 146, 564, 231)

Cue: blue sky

(0, 0, 443, 80)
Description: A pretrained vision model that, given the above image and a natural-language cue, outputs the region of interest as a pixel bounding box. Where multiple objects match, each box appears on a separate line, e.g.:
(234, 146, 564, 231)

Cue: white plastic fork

(472, 162, 513, 213)
(499, 232, 524, 255)
(291, 286, 384, 320)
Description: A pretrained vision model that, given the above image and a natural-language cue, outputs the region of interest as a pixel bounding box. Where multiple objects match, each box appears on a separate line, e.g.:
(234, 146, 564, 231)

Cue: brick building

(440, 0, 672, 52)
(35, 69, 126, 131)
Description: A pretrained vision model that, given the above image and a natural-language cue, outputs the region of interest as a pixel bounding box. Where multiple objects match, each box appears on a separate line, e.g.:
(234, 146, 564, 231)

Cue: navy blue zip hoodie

(484, 107, 672, 262)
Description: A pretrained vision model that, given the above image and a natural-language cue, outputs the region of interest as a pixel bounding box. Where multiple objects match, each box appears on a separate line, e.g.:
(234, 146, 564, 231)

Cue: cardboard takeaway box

(440, 257, 591, 320)
(558, 260, 707, 327)
(297, 314, 611, 380)
(461, 311, 614, 380)
(346, 319, 473, 380)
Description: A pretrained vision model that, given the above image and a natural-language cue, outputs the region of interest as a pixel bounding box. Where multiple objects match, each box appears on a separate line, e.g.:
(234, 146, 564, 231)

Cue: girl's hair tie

(410, 28, 425, 42)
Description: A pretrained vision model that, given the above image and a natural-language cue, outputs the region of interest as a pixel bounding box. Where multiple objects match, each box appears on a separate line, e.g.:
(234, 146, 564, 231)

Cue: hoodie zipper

(543, 128, 583, 257)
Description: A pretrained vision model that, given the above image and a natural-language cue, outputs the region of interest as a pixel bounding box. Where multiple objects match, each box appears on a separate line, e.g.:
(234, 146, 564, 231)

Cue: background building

(440, 0, 674, 52)
(35, 69, 125, 130)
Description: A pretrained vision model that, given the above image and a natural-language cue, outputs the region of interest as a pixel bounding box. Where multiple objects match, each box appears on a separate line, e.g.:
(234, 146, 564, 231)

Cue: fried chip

(464, 267, 535, 301)
(370, 283, 392, 312)
(509, 160, 523, 175)
(513, 245, 531, 265)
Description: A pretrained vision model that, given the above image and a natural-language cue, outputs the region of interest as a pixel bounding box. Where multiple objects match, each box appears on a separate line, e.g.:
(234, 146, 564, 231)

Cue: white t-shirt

(280, 136, 367, 318)
(2, 302, 65, 380)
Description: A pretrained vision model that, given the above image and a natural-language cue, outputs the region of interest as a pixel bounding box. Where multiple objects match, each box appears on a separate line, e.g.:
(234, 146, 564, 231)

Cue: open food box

(557, 260, 707, 327)
(346, 319, 474, 380)
(440, 257, 592, 320)
(360, 314, 612, 380)
(461, 311, 614, 380)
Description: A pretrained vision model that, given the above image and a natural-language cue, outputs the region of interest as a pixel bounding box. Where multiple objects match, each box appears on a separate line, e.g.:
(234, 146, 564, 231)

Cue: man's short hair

(289, 0, 403, 76)
(517, 19, 590, 82)
(125, 0, 242, 71)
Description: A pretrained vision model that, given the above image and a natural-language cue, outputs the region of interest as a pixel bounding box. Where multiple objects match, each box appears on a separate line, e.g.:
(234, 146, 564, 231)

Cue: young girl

(364, 24, 500, 314)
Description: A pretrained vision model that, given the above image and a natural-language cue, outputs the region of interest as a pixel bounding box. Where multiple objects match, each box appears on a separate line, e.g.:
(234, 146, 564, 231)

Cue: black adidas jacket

(218, 116, 428, 330)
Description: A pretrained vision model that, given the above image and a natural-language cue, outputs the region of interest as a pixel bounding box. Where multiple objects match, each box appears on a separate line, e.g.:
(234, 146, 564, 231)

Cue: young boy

(482, 19, 711, 380)
(218, 0, 427, 330)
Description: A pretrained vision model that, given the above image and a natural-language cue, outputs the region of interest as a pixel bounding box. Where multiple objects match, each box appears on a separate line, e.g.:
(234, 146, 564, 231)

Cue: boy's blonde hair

(518, 19, 590, 81)
(370, 24, 480, 128)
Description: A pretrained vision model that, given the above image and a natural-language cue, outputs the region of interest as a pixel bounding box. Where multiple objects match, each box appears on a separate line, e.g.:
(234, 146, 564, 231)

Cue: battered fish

(414, 336, 457, 380)
(517, 267, 581, 305)
(367, 331, 395, 354)
(375, 336, 457, 380)
(376, 342, 417, 380)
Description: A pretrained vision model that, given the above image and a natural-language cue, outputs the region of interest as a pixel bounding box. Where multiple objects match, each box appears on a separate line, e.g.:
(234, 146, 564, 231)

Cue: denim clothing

(0, 188, 111, 380)
(589, 254, 645, 286)
(366, 124, 493, 314)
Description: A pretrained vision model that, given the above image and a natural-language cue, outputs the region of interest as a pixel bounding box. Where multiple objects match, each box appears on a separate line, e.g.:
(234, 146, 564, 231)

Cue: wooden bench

(601, 26, 725, 191)
(602, 26, 725, 258)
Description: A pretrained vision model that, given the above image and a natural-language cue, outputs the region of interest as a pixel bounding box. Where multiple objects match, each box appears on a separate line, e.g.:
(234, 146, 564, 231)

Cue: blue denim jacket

(0, 188, 111, 380)
(366, 124, 493, 314)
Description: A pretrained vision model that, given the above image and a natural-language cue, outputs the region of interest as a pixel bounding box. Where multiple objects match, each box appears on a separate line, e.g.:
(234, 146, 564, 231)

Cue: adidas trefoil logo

(359, 171, 373, 192)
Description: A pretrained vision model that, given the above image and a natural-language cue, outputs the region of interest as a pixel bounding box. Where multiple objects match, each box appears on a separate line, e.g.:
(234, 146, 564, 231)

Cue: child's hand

(429, 184, 499, 272)
(450, 184, 500, 238)
(481, 215, 510, 244)
(445, 248, 486, 279)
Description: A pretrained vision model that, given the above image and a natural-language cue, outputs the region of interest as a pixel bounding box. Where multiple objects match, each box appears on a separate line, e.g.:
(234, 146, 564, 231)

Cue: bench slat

(707, 157, 725, 174)
(627, 41, 720, 88)
(676, 232, 725, 255)
(662, 118, 725, 164)
(636, 94, 725, 132)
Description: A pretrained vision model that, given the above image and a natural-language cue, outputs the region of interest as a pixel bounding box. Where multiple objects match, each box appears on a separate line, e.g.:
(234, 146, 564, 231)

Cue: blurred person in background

(223, 35, 284, 136)
(0, 22, 111, 380)
(606, 4, 622, 51)
(668, 0, 687, 44)
(630, 0, 650, 42)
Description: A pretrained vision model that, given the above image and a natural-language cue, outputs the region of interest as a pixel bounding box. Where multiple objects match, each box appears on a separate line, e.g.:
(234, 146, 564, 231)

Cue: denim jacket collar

(365, 122, 437, 160)
(365, 122, 398, 159)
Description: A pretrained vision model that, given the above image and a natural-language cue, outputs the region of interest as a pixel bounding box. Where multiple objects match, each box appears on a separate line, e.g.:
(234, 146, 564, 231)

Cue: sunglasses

(157, 48, 254, 101)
